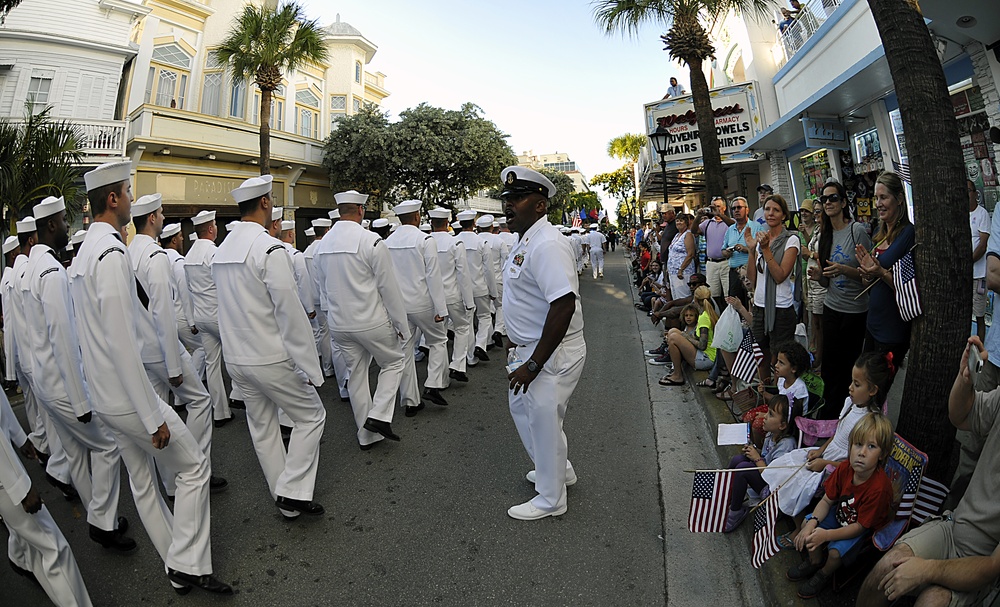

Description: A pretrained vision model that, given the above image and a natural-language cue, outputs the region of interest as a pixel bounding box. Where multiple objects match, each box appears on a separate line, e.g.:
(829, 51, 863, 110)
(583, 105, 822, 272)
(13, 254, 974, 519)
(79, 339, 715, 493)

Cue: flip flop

(659, 377, 685, 386)
(776, 532, 795, 551)
(696, 378, 716, 388)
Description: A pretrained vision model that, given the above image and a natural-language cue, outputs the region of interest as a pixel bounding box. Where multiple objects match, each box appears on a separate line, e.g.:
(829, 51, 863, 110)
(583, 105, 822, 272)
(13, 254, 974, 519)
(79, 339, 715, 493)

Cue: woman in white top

(666, 213, 696, 300)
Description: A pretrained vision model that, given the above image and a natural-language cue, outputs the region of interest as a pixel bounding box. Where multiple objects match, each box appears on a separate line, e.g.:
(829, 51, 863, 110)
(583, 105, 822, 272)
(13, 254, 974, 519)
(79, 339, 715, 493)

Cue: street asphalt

(2, 251, 692, 607)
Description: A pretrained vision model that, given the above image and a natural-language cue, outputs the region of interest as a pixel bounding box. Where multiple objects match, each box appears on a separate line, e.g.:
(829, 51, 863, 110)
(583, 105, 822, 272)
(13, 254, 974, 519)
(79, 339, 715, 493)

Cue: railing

(364, 72, 385, 90)
(75, 119, 127, 158)
(772, 0, 844, 69)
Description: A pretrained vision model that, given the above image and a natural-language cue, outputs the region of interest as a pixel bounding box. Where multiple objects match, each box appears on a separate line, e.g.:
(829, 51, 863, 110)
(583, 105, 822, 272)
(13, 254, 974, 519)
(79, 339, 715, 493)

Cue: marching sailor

(476, 215, 506, 349)
(160, 223, 206, 381)
(454, 209, 497, 366)
(587, 225, 608, 279)
(428, 207, 476, 383)
(321, 209, 352, 401)
(303, 218, 336, 380)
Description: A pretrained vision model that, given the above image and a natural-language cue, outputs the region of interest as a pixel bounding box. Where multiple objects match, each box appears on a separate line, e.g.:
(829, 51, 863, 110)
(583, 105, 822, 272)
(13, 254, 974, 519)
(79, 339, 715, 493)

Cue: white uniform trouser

(18, 368, 71, 484)
(469, 294, 494, 363)
(400, 308, 449, 408)
(332, 322, 404, 447)
(177, 322, 206, 380)
(99, 401, 212, 576)
(311, 310, 335, 377)
(228, 361, 326, 501)
(494, 300, 506, 336)
(590, 250, 605, 278)
(447, 302, 473, 374)
(508, 333, 586, 511)
(195, 321, 231, 421)
(36, 395, 122, 531)
(576, 252, 584, 273)
(1, 499, 92, 607)
(329, 335, 351, 399)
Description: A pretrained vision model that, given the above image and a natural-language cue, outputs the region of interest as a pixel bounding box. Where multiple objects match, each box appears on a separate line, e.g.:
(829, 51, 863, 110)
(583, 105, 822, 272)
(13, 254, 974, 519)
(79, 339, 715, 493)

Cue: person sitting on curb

(646, 274, 708, 365)
(658, 286, 717, 386)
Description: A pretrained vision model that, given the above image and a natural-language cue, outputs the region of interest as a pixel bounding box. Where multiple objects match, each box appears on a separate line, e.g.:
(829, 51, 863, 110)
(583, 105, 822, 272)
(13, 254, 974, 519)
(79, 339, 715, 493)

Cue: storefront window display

(795, 149, 833, 200)
(953, 85, 999, 212)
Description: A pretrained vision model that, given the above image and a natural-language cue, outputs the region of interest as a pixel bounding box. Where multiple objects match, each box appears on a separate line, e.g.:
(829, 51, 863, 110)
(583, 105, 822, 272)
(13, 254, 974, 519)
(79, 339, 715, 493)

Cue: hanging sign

(802, 118, 850, 150)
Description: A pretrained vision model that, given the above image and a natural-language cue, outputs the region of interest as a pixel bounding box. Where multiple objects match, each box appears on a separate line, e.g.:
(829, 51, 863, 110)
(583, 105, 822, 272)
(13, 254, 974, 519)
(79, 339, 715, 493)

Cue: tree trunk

(687, 57, 726, 199)
(867, 0, 969, 481)
(259, 88, 272, 176)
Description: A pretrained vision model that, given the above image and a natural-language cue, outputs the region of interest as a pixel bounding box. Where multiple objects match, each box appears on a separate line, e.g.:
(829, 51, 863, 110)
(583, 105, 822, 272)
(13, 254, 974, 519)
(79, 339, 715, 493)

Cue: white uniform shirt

(165, 248, 196, 328)
(1, 263, 26, 382)
(430, 232, 474, 308)
(4, 256, 35, 382)
(283, 242, 315, 315)
(129, 234, 183, 376)
(502, 218, 584, 345)
(569, 234, 584, 259)
(184, 238, 220, 328)
(68, 222, 165, 435)
(303, 239, 325, 312)
(587, 231, 608, 251)
(20, 245, 91, 417)
(213, 222, 322, 384)
(384, 224, 449, 317)
(454, 231, 497, 298)
(314, 220, 410, 338)
(0, 392, 30, 502)
(971, 204, 990, 279)
(479, 231, 504, 286)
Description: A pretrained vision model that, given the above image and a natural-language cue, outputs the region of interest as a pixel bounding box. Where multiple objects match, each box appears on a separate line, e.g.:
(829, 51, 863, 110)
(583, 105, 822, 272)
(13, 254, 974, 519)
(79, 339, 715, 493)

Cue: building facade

(517, 151, 592, 194)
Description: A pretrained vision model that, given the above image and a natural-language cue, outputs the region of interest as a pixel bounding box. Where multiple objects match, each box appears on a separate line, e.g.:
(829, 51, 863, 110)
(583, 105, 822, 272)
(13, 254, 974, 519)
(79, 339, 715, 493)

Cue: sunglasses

(820, 194, 842, 204)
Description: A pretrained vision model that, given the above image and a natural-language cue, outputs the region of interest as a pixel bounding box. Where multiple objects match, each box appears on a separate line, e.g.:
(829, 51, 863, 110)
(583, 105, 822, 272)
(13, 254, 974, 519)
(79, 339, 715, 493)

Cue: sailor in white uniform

(183, 210, 235, 424)
(587, 226, 608, 279)
(315, 190, 409, 449)
(569, 228, 585, 275)
(213, 175, 327, 519)
(476, 215, 505, 350)
(384, 200, 450, 416)
(454, 210, 497, 366)
(0, 391, 94, 607)
(279, 220, 316, 319)
(20, 196, 135, 551)
(303, 218, 336, 380)
(492, 218, 516, 342)
(499, 166, 587, 521)
(428, 208, 475, 383)
(72, 161, 230, 594)
(320, 209, 352, 401)
(160, 223, 206, 380)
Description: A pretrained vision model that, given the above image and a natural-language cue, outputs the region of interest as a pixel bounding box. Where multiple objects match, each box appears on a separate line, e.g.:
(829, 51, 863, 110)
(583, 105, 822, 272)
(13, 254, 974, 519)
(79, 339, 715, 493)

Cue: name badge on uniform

(507, 251, 525, 278)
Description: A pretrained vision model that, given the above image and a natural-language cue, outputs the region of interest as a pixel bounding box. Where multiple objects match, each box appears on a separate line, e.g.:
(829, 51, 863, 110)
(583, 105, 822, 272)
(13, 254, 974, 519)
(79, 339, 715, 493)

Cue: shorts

(705, 260, 728, 298)
(898, 515, 995, 607)
(751, 305, 797, 352)
(816, 510, 867, 558)
(807, 282, 827, 316)
(695, 350, 713, 370)
(972, 279, 987, 317)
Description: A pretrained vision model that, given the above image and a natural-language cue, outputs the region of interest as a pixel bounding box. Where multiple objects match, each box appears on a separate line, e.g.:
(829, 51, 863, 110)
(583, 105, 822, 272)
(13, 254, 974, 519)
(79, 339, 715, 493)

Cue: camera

(699, 207, 714, 215)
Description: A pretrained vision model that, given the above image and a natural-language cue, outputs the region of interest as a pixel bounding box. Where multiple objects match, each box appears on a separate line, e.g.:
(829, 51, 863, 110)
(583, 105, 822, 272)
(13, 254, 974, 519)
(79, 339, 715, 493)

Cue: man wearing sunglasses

(721, 196, 762, 307)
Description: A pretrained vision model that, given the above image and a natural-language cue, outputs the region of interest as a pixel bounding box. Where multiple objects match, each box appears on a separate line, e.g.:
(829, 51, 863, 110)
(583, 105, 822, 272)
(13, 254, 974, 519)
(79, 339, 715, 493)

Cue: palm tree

(594, 0, 772, 198)
(607, 133, 646, 164)
(0, 105, 84, 233)
(1, 0, 23, 25)
(213, 2, 328, 175)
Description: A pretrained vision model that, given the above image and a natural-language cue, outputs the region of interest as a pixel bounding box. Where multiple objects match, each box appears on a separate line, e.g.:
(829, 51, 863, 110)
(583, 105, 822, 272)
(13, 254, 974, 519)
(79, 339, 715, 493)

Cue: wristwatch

(804, 513, 816, 522)
(526, 359, 542, 374)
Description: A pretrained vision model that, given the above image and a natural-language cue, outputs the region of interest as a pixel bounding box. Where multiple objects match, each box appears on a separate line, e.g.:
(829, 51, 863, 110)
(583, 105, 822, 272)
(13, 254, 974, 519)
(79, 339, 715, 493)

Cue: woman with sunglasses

(810, 181, 872, 418)
(745, 194, 801, 380)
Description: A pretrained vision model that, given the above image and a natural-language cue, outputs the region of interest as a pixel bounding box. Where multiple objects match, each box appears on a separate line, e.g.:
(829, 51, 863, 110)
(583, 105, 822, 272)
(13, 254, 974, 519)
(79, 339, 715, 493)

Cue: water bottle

(506, 348, 523, 374)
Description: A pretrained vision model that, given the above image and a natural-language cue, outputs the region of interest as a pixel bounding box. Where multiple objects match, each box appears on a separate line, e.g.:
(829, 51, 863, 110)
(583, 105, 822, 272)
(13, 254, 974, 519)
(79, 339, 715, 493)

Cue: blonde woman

(660, 285, 718, 386)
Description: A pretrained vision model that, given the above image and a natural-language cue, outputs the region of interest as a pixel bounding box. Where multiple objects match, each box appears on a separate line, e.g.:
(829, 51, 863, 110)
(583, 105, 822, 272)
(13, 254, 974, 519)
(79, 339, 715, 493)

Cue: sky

(301, 0, 685, 213)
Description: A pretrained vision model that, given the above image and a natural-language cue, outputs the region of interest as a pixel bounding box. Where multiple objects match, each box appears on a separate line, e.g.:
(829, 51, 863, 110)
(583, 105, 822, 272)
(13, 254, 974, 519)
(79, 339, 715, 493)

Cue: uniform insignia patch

(513, 252, 525, 266)
(149, 250, 166, 258)
(39, 267, 58, 279)
(265, 244, 285, 255)
(98, 247, 125, 261)
(506, 172, 516, 185)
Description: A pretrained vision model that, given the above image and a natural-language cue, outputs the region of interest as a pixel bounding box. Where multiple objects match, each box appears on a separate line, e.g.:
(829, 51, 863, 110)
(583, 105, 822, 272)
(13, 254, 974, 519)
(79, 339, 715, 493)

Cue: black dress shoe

(210, 476, 228, 493)
(116, 516, 129, 534)
(229, 399, 246, 410)
(214, 416, 233, 428)
(167, 569, 233, 595)
(359, 441, 379, 451)
(474, 347, 490, 362)
(363, 418, 400, 441)
(340, 395, 351, 403)
(449, 369, 469, 383)
(36, 451, 50, 467)
(492, 331, 504, 348)
(89, 524, 137, 552)
(404, 403, 425, 418)
(275, 496, 325, 518)
(44, 473, 79, 501)
(9, 558, 40, 586)
(422, 388, 449, 407)
(418, 345, 429, 356)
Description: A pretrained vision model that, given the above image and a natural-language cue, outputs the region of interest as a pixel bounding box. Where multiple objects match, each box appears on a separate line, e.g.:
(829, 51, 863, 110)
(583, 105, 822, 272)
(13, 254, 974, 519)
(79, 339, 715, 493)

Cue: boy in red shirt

(788, 413, 894, 599)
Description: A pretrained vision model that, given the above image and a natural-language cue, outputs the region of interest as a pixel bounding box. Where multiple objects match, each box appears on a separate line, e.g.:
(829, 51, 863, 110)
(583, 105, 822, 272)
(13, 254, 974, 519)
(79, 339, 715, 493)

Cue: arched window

(294, 87, 320, 138)
(355, 61, 362, 83)
(147, 43, 192, 109)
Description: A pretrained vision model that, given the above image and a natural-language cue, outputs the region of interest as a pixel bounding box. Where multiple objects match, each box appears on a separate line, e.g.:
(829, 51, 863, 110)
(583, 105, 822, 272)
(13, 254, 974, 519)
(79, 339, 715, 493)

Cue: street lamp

(648, 129, 672, 224)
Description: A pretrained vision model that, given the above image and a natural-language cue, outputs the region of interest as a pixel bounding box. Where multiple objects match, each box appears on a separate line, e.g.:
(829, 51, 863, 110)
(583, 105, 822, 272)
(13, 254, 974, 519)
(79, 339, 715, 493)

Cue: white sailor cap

(456, 209, 477, 221)
(189, 232, 197, 241)
(497, 216, 508, 225)
(66, 244, 74, 252)
(475, 214, 494, 228)
(361, 219, 370, 229)
(492, 221, 499, 228)
(335, 190, 369, 205)
(450, 221, 462, 230)
(231, 174, 273, 203)
(389, 223, 400, 233)
(281, 220, 295, 231)
(427, 207, 451, 220)
(500, 165, 557, 199)
(312, 218, 332, 228)
(132, 193, 162, 217)
(33, 196, 65, 220)
(226, 221, 239, 232)
(271, 206, 283, 222)
(16, 216, 36, 233)
(161, 223, 181, 239)
(192, 210, 216, 225)
(304, 227, 315, 237)
(2, 236, 18, 254)
(372, 218, 389, 229)
(71, 230, 87, 246)
(328, 209, 341, 220)
(84, 161, 131, 193)
(559, 226, 571, 233)
(419, 223, 431, 232)
(392, 199, 422, 215)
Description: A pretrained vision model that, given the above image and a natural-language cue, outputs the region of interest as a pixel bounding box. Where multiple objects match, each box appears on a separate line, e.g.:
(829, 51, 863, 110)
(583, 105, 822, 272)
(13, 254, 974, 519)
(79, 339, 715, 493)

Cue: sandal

(776, 532, 795, 551)
(717, 388, 734, 402)
(695, 378, 716, 389)
(713, 378, 731, 395)
(659, 376, 685, 386)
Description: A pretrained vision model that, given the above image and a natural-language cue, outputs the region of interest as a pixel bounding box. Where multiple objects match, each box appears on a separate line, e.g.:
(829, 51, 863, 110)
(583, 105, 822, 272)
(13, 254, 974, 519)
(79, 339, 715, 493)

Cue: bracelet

(804, 513, 816, 522)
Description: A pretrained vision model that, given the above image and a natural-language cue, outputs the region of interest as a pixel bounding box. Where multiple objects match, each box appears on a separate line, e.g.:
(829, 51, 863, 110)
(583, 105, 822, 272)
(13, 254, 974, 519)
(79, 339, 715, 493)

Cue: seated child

(744, 340, 811, 445)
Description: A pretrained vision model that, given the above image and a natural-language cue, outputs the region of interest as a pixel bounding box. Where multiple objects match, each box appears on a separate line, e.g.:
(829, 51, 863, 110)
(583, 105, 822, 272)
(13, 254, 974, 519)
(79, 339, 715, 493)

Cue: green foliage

(322, 105, 395, 204)
(537, 168, 575, 225)
(0, 105, 84, 233)
(571, 191, 601, 211)
(607, 133, 647, 164)
(592, 166, 638, 229)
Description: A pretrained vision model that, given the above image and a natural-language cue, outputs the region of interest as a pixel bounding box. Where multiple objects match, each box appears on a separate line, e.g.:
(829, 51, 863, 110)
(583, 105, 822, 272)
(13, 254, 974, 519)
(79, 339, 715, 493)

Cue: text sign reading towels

(644, 83, 763, 165)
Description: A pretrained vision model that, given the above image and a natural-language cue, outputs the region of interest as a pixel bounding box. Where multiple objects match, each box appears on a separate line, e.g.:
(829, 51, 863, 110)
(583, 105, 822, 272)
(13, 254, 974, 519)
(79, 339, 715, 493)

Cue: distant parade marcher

(184, 210, 235, 424)
(319, 209, 352, 401)
(315, 190, 409, 449)
(0, 391, 94, 607)
(72, 161, 230, 595)
(454, 209, 497, 366)
(569, 228, 585, 275)
(21, 195, 136, 551)
(159, 223, 206, 381)
(428, 207, 476, 383)
(500, 166, 587, 520)
(303, 218, 337, 381)
(279, 219, 316, 319)
(129, 193, 226, 498)
(385, 200, 451, 417)
(587, 225, 608, 279)
(213, 175, 327, 519)
(477, 214, 506, 349)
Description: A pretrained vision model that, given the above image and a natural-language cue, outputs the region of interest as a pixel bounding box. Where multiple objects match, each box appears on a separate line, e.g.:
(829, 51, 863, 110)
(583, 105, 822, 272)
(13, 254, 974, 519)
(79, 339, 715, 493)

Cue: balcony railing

(772, 0, 844, 69)
(76, 119, 127, 159)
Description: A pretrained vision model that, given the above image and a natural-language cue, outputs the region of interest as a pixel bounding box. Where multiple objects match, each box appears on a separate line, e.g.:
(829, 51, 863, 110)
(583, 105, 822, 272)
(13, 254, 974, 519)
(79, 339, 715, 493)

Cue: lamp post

(648, 129, 672, 225)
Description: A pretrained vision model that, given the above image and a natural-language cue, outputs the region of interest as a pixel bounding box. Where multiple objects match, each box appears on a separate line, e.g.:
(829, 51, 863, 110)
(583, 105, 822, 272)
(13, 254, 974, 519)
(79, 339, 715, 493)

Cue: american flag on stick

(891, 160, 911, 184)
(909, 476, 949, 525)
(752, 493, 780, 568)
(688, 471, 733, 533)
(572, 215, 582, 228)
(892, 250, 922, 321)
(731, 330, 764, 384)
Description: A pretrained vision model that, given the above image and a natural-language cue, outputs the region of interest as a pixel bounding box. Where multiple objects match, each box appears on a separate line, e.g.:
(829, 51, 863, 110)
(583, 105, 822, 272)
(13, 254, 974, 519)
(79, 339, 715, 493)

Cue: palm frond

(592, 0, 675, 37)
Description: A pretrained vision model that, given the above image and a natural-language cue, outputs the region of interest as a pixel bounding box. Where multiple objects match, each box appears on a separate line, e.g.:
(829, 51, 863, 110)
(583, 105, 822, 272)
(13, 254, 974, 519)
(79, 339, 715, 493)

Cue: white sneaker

(507, 500, 567, 521)
(526, 469, 577, 486)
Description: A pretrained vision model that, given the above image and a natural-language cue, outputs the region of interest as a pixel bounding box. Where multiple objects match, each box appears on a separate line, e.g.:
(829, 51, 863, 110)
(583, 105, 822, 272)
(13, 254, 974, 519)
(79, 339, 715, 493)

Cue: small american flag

(892, 251, 922, 321)
(572, 216, 582, 228)
(910, 476, 949, 525)
(752, 493, 780, 568)
(688, 471, 733, 533)
(731, 330, 764, 384)
(891, 160, 911, 184)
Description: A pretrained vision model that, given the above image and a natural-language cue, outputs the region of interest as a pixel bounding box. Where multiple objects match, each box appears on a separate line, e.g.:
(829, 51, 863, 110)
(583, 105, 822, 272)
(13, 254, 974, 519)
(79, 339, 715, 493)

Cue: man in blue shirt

(722, 196, 763, 308)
